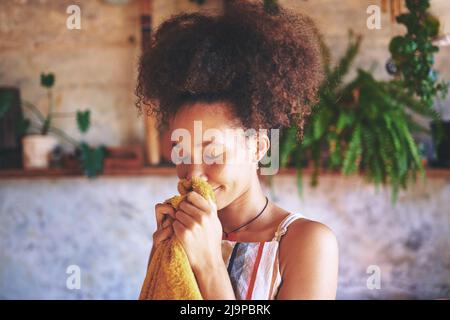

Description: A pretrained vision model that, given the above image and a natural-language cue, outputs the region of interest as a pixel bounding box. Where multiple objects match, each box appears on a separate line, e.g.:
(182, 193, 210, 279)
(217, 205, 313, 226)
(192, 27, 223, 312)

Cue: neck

(218, 173, 271, 234)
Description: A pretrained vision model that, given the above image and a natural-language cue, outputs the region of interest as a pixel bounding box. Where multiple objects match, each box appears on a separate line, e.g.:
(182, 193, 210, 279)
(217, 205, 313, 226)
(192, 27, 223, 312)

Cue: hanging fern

(278, 32, 439, 203)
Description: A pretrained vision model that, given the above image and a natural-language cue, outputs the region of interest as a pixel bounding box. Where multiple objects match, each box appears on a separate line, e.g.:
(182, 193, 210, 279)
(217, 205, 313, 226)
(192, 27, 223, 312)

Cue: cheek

(217, 146, 255, 182)
(212, 161, 253, 190)
(206, 162, 254, 209)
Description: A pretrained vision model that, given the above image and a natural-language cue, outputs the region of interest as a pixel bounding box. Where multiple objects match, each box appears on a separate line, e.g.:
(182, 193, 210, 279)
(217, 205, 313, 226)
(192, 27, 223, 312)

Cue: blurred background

(0, 0, 449, 299)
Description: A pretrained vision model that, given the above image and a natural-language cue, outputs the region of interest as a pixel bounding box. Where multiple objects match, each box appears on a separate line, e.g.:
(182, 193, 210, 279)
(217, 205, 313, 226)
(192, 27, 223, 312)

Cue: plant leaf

(0, 91, 13, 118)
(78, 142, 105, 178)
(77, 110, 90, 133)
(40, 73, 55, 88)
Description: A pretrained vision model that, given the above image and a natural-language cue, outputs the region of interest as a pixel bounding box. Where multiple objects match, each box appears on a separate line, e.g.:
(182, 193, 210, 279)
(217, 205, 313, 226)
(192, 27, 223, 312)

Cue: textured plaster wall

(0, 174, 449, 299)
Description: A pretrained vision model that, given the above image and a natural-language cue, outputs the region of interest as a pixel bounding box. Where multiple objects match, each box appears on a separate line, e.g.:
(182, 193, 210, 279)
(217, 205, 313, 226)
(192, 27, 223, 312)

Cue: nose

(185, 164, 208, 182)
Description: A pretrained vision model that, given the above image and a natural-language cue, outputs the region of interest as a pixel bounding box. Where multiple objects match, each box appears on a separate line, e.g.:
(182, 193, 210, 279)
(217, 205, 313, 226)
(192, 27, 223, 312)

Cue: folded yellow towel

(139, 177, 216, 300)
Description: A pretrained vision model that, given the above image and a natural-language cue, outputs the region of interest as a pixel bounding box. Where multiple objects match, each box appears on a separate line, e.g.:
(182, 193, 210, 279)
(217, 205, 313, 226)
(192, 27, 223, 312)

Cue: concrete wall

(0, 174, 449, 299)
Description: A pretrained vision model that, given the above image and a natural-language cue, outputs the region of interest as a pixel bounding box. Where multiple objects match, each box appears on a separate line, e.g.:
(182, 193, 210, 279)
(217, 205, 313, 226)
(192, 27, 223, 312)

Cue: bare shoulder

(276, 218, 339, 299)
(280, 217, 338, 251)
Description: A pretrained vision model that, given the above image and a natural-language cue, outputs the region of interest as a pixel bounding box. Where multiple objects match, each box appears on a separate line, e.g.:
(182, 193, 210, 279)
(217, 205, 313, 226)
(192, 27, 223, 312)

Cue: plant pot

(431, 120, 450, 168)
(22, 134, 58, 169)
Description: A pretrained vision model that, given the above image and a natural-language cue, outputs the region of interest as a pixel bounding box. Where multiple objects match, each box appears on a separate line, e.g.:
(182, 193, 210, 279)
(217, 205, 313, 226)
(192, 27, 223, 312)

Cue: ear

(251, 131, 270, 165)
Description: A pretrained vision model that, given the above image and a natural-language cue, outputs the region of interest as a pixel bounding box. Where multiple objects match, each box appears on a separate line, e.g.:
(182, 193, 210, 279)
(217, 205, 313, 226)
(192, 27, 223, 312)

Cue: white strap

(272, 213, 303, 241)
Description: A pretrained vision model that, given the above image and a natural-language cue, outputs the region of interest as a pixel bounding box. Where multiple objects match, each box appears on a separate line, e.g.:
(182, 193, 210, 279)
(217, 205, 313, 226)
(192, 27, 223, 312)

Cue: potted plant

(19, 72, 105, 177)
(275, 0, 449, 203)
(387, 0, 449, 168)
(20, 73, 59, 169)
(278, 30, 444, 202)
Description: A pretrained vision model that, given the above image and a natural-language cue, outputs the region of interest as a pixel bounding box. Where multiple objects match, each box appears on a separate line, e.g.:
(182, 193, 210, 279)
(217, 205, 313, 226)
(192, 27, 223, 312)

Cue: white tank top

(221, 212, 304, 300)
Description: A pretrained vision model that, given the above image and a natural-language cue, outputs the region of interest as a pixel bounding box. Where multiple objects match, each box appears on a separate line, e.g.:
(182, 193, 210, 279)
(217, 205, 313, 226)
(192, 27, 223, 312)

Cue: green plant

(14, 73, 54, 135)
(279, 32, 440, 202)
(0, 90, 14, 118)
(40, 73, 55, 134)
(78, 142, 105, 178)
(389, 0, 449, 106)
(19, 73, 105, 178)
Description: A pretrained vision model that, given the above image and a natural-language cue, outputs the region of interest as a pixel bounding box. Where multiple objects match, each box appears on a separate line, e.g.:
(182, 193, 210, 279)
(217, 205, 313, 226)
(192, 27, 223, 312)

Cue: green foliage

(75, 111, 104, 179)
(0, 90, 13, 118)
(16, 118, 30, 136)
(389, 0, 449, 107)
(20, 72, 56, 135)
(0, 90, 31, 138)
(40, 73, 55, 89)
(78, 142, 105, 178)
(279, 32, 439, 202)
(76, 110, 90, 133)
(40, 73, 55, 134)
(19, 73, 102, 178)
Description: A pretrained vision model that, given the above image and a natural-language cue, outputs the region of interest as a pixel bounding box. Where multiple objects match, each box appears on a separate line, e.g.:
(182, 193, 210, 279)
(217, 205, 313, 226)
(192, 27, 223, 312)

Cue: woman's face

(169, 101, 260, 210)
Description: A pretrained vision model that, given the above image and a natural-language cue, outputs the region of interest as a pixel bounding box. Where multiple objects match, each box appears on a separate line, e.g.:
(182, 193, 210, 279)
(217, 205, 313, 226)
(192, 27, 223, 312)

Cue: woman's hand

(172, 191, 223, 272)
(152, 203, 176, 247)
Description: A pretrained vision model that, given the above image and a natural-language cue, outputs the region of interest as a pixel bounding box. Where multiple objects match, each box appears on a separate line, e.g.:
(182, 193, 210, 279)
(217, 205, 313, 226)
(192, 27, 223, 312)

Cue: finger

(207, 197, 217, 213)
(172, 220, 185, 240)
(178, 200, 204, 223)
(152, 224, 173, 245)
(174, 210, 196, 229)
(155, 203, 175, 229)
(162, 215, 174, 228)
(186, 191, 211, 212)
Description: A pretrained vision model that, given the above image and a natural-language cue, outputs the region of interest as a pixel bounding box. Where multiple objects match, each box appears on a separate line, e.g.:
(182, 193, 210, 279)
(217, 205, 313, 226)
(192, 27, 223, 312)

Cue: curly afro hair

(135, 0, 324, 141)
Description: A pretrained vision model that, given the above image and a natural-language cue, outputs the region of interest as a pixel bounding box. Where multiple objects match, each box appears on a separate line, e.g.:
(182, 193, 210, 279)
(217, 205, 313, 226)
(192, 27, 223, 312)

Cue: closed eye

(205, 153, 223, 160)
(172, 144, 190, 162)
(204, 147, 225, 162)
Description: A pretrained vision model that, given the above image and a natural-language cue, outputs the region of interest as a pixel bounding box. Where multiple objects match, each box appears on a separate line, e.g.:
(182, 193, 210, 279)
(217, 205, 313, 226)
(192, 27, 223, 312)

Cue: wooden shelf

(0, 166, 177, 178)
(1, 166, 450, 179)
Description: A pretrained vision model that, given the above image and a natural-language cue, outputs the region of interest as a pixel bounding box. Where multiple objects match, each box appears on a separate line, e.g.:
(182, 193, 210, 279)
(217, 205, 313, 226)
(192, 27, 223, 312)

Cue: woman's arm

(169, 192, 236, 300)
(276, 219, 339, 300)
(192, 258, 236, 300)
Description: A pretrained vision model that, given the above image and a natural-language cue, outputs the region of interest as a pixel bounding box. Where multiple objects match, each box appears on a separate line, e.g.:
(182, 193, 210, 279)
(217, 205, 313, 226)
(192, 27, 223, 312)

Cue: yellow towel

(139, 177, 216, 300)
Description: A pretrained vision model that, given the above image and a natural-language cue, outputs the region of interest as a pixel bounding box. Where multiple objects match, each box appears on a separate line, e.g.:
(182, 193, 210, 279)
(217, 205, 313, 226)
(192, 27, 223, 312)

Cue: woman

(136, 0, 338, 300)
